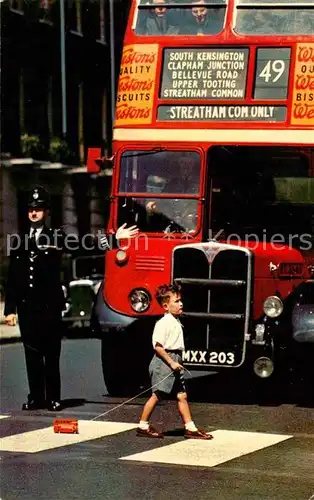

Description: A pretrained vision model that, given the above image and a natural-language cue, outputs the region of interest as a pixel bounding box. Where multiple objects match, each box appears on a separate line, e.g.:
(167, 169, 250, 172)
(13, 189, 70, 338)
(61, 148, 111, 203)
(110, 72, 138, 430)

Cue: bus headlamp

(253, 357, 274, 378)
(129, 288, 151, 313)
(263, 296, 283, 318)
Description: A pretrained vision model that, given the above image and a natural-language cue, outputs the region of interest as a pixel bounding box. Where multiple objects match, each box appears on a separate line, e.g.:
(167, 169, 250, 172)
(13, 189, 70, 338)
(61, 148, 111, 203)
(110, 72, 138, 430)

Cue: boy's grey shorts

(149, 352, 186, 395)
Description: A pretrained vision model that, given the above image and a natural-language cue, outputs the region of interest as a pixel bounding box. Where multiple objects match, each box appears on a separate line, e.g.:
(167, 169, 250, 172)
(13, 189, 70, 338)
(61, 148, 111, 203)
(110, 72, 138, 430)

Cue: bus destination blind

(157, 105, 287, 122)
(159, 47, 290, 122)
(161, 48, 249, 100)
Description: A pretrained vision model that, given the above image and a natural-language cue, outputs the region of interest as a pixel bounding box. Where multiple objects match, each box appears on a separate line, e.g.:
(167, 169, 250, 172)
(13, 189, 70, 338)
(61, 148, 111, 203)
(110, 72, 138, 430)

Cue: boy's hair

(156, 283, 181, 306)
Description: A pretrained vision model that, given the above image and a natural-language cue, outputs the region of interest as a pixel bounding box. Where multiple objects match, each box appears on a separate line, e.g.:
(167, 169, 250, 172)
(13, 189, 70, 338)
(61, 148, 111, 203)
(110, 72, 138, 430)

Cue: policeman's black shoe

(47, 401, 62, 412)
(22, 400, 46, 411)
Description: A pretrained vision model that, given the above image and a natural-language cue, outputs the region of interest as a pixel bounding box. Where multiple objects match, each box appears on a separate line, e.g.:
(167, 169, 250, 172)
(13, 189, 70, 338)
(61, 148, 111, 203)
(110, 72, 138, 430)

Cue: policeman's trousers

(17, 301, 62, 402)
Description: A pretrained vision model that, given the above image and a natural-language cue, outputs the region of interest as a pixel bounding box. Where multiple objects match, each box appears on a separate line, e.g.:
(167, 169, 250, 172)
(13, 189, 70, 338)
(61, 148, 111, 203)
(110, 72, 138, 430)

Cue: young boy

(137, 284, 213, 440)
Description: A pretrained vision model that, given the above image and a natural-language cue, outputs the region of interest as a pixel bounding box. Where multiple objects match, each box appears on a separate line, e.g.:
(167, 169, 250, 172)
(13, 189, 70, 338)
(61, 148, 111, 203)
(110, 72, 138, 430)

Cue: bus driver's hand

(116, 223, 139, 240)
(146, 201, 157, 214)
(4, 314, 17, 326)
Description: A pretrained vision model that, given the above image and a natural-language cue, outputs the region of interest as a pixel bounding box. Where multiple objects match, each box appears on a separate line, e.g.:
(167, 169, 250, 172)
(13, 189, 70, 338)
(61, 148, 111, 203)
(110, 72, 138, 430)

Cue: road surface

(1, 339, 313, 500)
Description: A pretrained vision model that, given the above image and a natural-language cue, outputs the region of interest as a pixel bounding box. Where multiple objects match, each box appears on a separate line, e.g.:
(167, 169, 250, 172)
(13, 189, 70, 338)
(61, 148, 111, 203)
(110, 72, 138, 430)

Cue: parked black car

(62, 255, 104, 333)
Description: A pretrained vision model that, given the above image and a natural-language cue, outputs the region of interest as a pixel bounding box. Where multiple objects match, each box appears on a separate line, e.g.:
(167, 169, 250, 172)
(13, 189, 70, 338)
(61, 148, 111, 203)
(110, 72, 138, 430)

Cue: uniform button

(29, 284, 33, 288)
(30, 267, 34, 270)
(30, 275, 33, 279)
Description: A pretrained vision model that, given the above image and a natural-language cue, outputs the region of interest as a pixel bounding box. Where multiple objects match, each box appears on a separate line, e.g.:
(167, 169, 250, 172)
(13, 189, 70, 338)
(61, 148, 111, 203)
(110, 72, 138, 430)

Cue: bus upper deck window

(235, 0, 314, 35)
(135, 0, 227, 36)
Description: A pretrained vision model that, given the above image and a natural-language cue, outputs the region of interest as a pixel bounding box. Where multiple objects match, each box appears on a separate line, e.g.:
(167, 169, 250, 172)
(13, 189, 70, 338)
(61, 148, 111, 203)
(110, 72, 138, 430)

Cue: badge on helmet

(28, 186, 50, 209)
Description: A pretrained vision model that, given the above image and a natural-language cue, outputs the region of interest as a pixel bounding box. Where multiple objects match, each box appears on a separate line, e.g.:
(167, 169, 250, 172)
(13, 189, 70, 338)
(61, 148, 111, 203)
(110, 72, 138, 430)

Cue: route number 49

(259, 60, 285, 83)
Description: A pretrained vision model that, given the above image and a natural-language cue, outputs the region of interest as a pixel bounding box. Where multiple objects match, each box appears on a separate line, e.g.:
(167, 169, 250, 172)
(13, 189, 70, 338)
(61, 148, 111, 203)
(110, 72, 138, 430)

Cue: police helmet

(27, 186, 50, 210)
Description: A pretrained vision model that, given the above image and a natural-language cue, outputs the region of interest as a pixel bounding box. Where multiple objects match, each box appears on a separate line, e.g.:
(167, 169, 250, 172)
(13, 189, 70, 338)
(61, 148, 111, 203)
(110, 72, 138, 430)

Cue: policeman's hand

(116, 223, 139, 240)
(4, 314, 17, 326)
(170, 361, 183, 372)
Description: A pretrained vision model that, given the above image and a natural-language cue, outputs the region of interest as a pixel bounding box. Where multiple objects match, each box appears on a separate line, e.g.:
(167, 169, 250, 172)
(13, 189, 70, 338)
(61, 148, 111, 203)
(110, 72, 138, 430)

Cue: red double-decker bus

(89, 0, 314, 396)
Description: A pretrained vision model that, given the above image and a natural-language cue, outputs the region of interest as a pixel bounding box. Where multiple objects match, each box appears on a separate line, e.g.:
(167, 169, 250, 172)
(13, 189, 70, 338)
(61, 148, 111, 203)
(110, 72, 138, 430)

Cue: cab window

(119, 150, 200, 194)
(118, 150, 201, 234)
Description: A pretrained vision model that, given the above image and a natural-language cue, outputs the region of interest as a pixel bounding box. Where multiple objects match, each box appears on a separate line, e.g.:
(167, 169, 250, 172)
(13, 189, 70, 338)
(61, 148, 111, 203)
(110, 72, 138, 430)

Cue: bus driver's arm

(155, 342, 183, 371)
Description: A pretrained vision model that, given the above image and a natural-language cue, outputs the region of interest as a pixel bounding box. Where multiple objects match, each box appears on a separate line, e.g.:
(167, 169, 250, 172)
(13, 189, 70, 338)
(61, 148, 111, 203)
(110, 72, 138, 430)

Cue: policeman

(4, 187, 66, 411)
(4, 186, 139, 411)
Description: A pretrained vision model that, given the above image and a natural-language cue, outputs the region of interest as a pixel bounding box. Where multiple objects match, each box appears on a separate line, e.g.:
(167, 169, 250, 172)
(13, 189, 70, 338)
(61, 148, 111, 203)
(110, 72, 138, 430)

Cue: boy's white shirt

(152, 313, 185, 351)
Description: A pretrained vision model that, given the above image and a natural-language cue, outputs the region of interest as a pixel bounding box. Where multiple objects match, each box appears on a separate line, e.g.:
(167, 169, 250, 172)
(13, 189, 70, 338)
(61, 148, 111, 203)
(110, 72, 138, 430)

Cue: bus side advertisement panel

(115, 44, 159, 126)
(291, 43, 314, 126)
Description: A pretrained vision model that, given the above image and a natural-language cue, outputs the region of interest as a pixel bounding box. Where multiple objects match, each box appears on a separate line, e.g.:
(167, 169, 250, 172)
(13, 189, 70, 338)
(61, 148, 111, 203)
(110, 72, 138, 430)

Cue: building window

(83, 0, 107, 43)
(39, 0, 54, 25)
(78, 83, 84, 165)
(102, 89, 108, 149)
(47, 75, 53, 138)
(23, 67, 48, 157)
(9, 0, 24, 14)
(68, 0, 82, 35)
(19, 69, 25, 135)
(99, 0, 106, 44)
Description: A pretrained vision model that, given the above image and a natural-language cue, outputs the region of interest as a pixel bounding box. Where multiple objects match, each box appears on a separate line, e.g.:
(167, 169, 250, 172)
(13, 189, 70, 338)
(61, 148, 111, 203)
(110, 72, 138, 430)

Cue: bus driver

(145, 155, 200, 232)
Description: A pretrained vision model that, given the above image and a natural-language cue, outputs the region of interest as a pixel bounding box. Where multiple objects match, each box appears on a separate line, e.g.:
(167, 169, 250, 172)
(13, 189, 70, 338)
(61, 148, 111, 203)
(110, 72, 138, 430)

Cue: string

(91, 367, 192, 422)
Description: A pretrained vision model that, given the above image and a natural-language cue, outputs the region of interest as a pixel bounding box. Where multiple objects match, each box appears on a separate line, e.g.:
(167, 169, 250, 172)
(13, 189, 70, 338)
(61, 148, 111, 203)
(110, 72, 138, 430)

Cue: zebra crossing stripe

(0, 416, 9, 420)
(0, 421, 137, 453)
(120, 430, 293, 467)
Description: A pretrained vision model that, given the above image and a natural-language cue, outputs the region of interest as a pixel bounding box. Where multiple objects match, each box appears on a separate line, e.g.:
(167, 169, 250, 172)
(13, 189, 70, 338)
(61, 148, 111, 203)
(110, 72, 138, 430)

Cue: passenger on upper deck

(137, 0, 179, 35)
(180, 0, 222, 35)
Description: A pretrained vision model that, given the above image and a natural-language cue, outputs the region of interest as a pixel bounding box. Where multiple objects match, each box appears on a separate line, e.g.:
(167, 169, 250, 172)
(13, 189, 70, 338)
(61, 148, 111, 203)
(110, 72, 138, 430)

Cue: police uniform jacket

(4, 227, 66, 316)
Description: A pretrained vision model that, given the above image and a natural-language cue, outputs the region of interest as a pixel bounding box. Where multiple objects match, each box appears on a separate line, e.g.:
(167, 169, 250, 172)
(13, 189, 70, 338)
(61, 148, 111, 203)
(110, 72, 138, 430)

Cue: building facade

(0, 0, 130, 295)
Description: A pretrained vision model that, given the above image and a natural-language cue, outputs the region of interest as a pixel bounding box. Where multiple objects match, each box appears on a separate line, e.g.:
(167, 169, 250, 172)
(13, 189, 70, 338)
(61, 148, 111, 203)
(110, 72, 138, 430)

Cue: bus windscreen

(117, 150, 201, 234)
